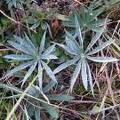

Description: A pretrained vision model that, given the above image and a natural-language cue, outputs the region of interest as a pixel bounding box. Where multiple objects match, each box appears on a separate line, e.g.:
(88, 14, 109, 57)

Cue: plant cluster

(0, 0, 120, 119)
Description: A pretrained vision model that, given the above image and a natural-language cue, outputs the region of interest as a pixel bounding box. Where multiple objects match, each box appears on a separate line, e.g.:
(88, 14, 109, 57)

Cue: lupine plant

(0, 80, 74, 119)
(4, 0, 25, 9)
(1, 0, 120, 119)
(53, 15, 118, 93)
(4, 31, 57, 89)
(63, 4, 106, 32)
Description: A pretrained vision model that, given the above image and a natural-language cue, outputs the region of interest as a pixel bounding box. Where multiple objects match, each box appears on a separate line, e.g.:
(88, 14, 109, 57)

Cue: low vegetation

(0, 0, 120, 119)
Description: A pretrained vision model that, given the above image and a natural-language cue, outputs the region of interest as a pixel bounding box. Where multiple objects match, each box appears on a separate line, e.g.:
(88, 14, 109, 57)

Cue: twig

(0, 9, 36, 33)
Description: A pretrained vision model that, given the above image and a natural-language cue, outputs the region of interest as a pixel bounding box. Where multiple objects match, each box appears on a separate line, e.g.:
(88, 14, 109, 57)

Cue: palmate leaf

(87, 56, 118, 63)
(85, 28, 104, 53)
(43, 81, 56, 93)
(48, 94, 74, 102)
(70, 61, 81, 92)
(22, 62, 37, 87)
(54, 42, 77, 55)
(8, 41, 32, 55)
(87, 18, 108, 32)
(62, 11, 78, 28)
(41, 45, 57, 60)
(0, 83, 22, 94)
(81, 4, 104, 31)
(90, 19, 107, 31)
(65, 31, 80, 53)
(78, 5, 86, 25)
(38, 62, 43, 89)
(14, 35, 36, 55)
(42, 61, 57, 83)
(4, 0, 25, 9)
(86, 40, 113, 55)
(24, 33, 36, 53)
(41, 103, 58, 119)
(15, 35, 33, 52)
(4, 54, 33, 61)
(6, 61, 35, 77)
(39, 31, 46, 53)
(41, 54, 58, 60)
(53, 57, 80, 74)
(81, 59, 88, 90)
(86, 62, 94, 95)
(4, 31, 58, 89)
(42, 44, 56, 56)
(54, 11, 118, 93)
(62, 4, 105, 32)
(35, 108, 41, 120)
(87, 6, 105, 23)
(75, 14, 83, 48)
(0, 83, 58, 119)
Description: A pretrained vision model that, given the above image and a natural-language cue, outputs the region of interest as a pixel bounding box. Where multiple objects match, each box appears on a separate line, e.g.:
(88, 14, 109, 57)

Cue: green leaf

(81, 59, 88, 90)
(70, 61, 81, 92)
(14, 35, 35, 55)
(85, 29, 104, 53)
(48, 94, 74, 101)
(24, 33, 36, 53)
(6, 61, 34, 77)
(88, 22, 105, 32)
(62, 12, 77, 28)
(42, 44, 56, 56)
(55, 43, 77, 55)
(79, 5, 86, 24)
(42, 61, 57, 83)
(26, 85, 39, 97)
(86, 62, 94, 95)
(87, 40, 113, 55)
(90, 105, 101, 114)
(43, 81, 56, 93)
(87, 56, 118, 63)
(8, 40, 32, 55)
(41, 54, 58, 60)
(53, 57, 79, 74)
(4, 54, 33, 61)
(65, 31, 80, 54)
(22, 62, 37, 86)
(75, 15, 83, 48)
(56, 13, 69, 21)
(88, 7, 105, 22)
(35, 108, 41, 120)
(39, 31, 46, 53)
(24, 107, 30, 120)
(38, 62, 43, 89)
(0, 83, 22, 94)
(42, 103, 58, 119)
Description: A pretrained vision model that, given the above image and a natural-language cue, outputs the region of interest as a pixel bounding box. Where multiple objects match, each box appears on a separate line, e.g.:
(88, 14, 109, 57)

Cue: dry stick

(0, 9, 36, 33)
(104, 8, 120, 34)
(6, 75, 38, 120)
(105, 11, 120, 120)
(2, 84, 80, 115)
(26, 93, 81, 116)
(5, 75, 80, 120)
(112, 20, 120, 79)
(102, 15, 120, 119)
(112, 20, 120, 38)
(95, 88, 109, 120)
(105, 69, 120, 120)
(115, 62, 120, 79)
(70, 100, 97, 104)
(105, 8, 120, 24)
